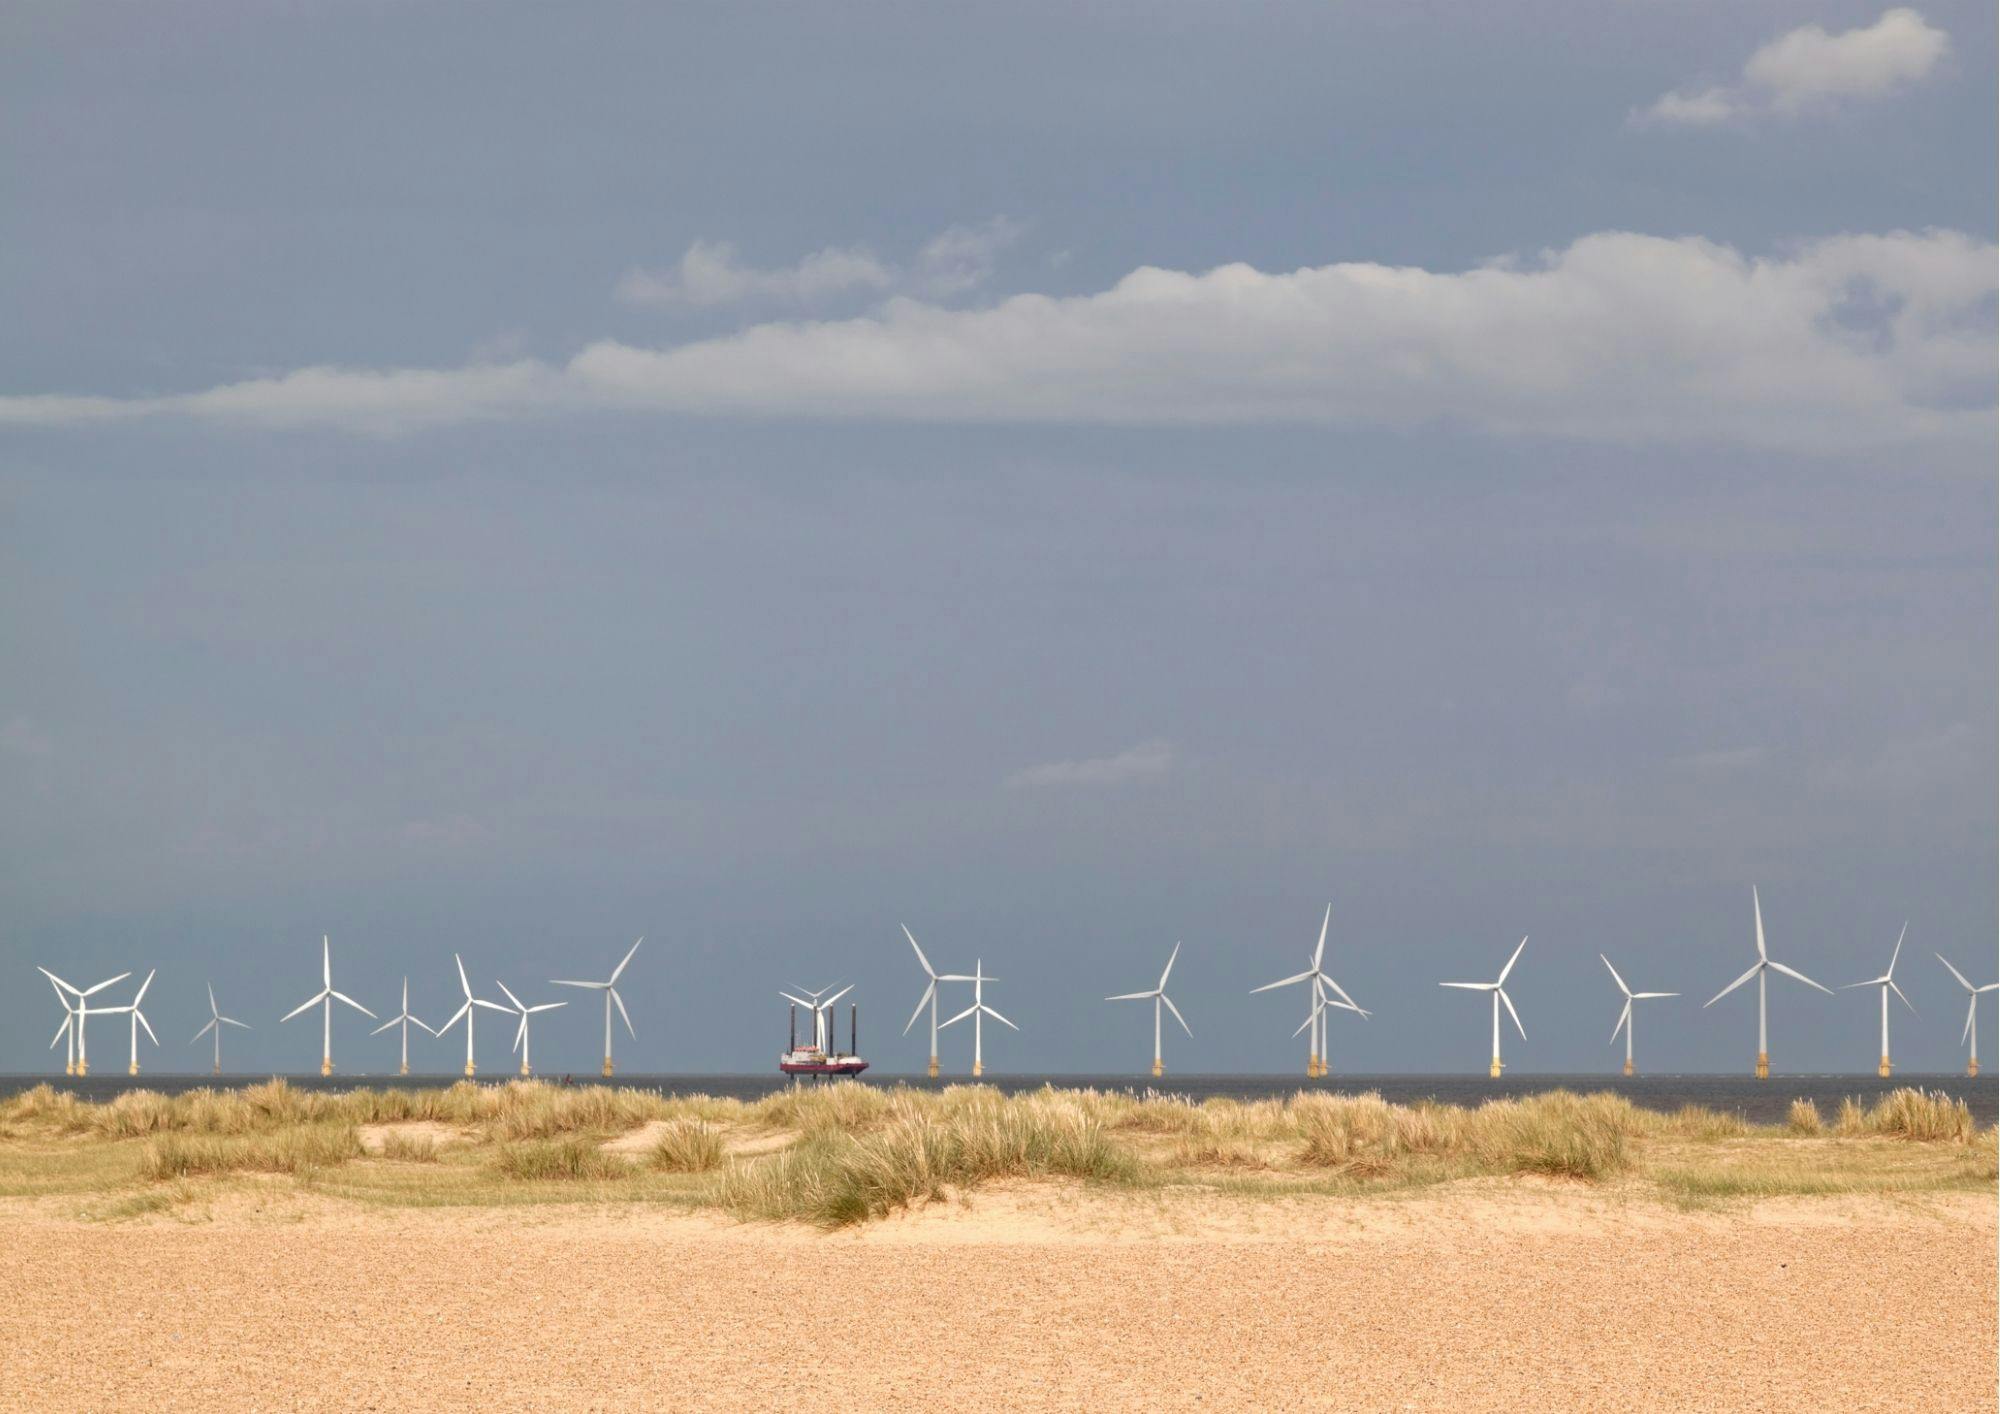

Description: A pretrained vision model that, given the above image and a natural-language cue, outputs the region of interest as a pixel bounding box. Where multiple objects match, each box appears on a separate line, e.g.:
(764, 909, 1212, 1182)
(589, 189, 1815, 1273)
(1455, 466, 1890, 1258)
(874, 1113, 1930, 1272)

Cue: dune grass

(2, 1080, 1988, 1227)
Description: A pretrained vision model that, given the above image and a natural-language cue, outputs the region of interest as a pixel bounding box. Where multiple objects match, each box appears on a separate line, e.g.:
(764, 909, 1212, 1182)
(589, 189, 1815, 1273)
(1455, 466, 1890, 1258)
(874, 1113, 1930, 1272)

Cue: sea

(5, 1072, 1993, 1127)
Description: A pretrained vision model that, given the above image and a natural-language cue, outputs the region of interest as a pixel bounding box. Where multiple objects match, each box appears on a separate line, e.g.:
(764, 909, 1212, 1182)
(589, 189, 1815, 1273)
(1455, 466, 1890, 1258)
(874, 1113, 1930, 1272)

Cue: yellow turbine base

(76, 1061, 88, 1077)
(1151, 1059, 1163, 1078)
(64, 1062, 74, 1077)
(398, 1063, 409, 1077)
(972, 1061, 983, 1078)
(520, 1063, 532, 1078)
(464, 1061, 477, 1078)
(128, 1063, 138, 1076)
(1622, 1060, 1634, 1077)
(1878, 1056, 1891, 1078)
(320, 1059, 332, 1077)
(602, 1059, 614, 1078)
(1755, 1052, 1769, 1079)
(1307, 1053, 1320, 1079)
(1970, 1059, 1980, 1079)
(927, 1058, 939, 1079)
(1489, 1059, 1503, 1078)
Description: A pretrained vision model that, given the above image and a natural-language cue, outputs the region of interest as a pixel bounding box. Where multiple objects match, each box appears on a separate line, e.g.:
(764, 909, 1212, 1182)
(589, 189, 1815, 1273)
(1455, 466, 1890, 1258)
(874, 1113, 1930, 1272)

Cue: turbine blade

(280, 992, 327, 1023)
(983, 1006, 1018, 1031)
(903, 981, 935, 1036)
(513, 1015, 527, 1050)
(496, 981, 525, 1012)
(779, 992, 814, 1009)
(323, 936, 331, 987)
(79, 972, 131, 997)
(551, 980, 608, 989)
(136, 1011, 158, 1045)
(1936, 954, 1976, 993)
(1160, 940, 1181, 989)
(1313, 904, 1330, 970)
(902, 925, 934, 979)
(1752, 886, 1766, 959)
(38, 967, 79, 995)
(1499, 988, 1526, 1041)
(1251, 970, 1315, 994)
(1704, 961, 1763, 1007)
(1161, 992, 1191, 1037)
(611, 987, 636, 1039)
(1765, 960, 1832, 995)
(1600, 954, 1631, 997)
(1105, 991, 1156, 1002)
(370, 1016, 400, 1035)
(473, 999, 511, 1013)
(1439, 982, 1495, 991)
(221, 1016, 252, 1030)
(824, 985, 854, 1008)
(192, 1018, 217, 1044)
(1631, 992, 1679, 999)
(1887, 924, 1905, 978)
(940, 1003, 978, 1029)
(208, 983, 219, 1018)
(1610, 999, 1630, 1045)
(1497, 936, 1527, 985)
(130, 969, 155, 1006)
(529, 1003, 565, 1013)
(455, 953, 471, 997)
(1317, 974, 1362, 1012)
(51, 1016, 73, 1048)
(1889, 980, 1917, 1016)
(330, 991, 376, 1018)
(439, 1001, 470, 1033)
(1965, 996, 1978, 1046)
(610, 937, 643, 984)
(409, 1017, 435, 1036)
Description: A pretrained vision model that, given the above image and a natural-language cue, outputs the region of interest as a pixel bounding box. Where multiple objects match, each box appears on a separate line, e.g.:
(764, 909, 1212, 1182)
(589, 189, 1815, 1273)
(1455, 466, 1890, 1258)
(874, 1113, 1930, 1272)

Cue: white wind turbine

(550, 938, 643, 1077)
(1251, 905, 1369, 1078)
(281, 936, 376, 1076)
(781, 984, 852, 1051)
(1702, 887, 1831, 1078)
(118, 969, 160, 1075)
(1107, 941, 1192, 1078)
(1928, 956, 1992, 1080)
(38, 967, 130, 1076)
(369, 978, 435, 1077)
(1441, 937, 1528, 1078)
(1842, 925, 1916, 1078)
(900, 925, 972, 1079)
(497, 981, 566, 1077)
(940, 960, 1015, 1077)
(436, 953, 509, 1077)
(191, 984, 252, 1076)
(1600, 955, 1677, 1077)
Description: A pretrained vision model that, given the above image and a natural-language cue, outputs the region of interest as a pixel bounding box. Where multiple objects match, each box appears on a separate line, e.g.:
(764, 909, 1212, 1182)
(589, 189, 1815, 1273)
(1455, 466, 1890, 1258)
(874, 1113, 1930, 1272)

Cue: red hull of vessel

(778, 1059, 871, 1076)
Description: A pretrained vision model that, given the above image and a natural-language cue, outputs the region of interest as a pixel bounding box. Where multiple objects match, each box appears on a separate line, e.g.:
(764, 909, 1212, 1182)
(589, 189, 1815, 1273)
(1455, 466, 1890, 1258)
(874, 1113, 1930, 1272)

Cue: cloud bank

(4, 228, 1991, 450)
(1641, 8, 1949, 126)
(615, 219, 1024, 308)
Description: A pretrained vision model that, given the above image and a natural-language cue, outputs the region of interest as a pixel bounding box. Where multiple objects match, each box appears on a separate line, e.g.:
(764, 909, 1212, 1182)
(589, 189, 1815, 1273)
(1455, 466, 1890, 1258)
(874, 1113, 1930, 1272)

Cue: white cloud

(3, 228, 1992, 450)
(616, 239, 896, 307)
(1005, 739, 1175, 789)
(615, 218, 1022, 308)
(1640, 8, 1949, 126)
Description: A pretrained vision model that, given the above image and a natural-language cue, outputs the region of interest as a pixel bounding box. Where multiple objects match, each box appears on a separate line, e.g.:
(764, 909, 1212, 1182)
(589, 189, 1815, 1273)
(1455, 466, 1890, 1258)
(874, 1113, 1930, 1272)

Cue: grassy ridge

(1, 1080, 1990, 1227)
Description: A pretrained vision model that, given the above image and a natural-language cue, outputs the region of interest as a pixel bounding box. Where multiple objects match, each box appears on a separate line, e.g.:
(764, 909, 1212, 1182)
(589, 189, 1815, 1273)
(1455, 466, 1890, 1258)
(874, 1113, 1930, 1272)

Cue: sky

(2, 1, 1994, 1077)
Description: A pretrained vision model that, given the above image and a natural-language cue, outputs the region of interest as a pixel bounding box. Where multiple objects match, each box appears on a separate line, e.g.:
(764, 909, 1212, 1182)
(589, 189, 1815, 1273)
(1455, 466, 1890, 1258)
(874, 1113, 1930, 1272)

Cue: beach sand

(2, 1182, 1991, 1411)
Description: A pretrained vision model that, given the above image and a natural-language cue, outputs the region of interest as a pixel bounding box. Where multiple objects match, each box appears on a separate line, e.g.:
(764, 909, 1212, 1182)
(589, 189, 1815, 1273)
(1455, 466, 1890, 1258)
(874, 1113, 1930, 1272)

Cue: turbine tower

(1841, 925, 1916, 1078)
(1702, 888, 1830, 1078)
(1107, 941, 1192, 1078)
(1928, 956, 1992, 1080)
(1253, 905, 1368, 1077)
(497, 981, 566, 1077)
(192, 984, 252, 1076)
(550, 937, 643, 1077)
(437, 953, 508, 1077)
(940, 959, 1014, 1077)
(281, 936, 376, 1076)
(1441, 937, 1528, 1078)
(900, 925, 971, 1079)
(120, 969, 159, 1075)
(38, 968, 131, 1077)
(1600, 955, 1677, 1076)
(369, 978, 435, 1077)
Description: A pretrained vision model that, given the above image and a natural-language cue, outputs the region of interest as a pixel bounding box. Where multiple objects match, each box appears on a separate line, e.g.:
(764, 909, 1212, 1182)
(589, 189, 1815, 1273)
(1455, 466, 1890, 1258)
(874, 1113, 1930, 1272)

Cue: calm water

(5, 1072, 1993, 1126)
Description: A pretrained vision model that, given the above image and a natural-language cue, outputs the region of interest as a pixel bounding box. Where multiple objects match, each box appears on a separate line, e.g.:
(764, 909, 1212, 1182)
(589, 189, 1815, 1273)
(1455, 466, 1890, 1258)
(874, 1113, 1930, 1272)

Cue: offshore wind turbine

(1251, 905, 1369, 1077)
(1702, 887, 1831, 1078)
(191, 984, 252, 1076)
(1928, 956, 1992, 1080)
(1440, 937, 1528, 1078)
(437, 953, 509, 1077)
(1841, 925, 1916, 1078)
(1600, 955, 1677, 1076)
(119, 969, 159, 1075)
(781, 984, 852, 1051)
(550, 937, 643, 1077)
(369, 978, 434, 1077)
(940, 959, 1015, 1077)
(281, 936, 376, 1076)
(1106, 941, 1192, 1078)
(38, 967, 130, 1076)
(900, 925, 971, 1080)
(497, 981, 566, 1077)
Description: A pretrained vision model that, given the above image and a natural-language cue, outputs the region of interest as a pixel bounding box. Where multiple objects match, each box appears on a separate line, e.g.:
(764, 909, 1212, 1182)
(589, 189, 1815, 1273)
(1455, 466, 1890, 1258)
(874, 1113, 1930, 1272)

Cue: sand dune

(3, 1183, 1991, 1411)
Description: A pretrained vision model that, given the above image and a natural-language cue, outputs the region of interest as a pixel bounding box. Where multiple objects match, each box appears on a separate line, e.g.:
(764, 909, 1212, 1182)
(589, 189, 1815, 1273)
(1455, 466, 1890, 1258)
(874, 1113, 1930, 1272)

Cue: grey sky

(2, 2, 1993, 1076)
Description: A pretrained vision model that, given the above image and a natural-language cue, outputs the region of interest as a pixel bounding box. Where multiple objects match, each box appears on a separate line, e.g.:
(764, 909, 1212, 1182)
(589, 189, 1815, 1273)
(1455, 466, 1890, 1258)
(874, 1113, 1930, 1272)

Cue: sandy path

(2, 1184, 1992, 1411)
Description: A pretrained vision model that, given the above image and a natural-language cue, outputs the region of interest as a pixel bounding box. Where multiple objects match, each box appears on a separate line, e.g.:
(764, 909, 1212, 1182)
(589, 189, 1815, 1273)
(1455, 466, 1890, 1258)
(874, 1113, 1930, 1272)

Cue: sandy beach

(4, 1182, 1992, 1411)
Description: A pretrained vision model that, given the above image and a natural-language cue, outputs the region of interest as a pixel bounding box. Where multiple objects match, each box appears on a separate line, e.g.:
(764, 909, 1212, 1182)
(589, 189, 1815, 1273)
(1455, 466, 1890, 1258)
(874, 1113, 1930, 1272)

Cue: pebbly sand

(3, 1183, 1992, 1411)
